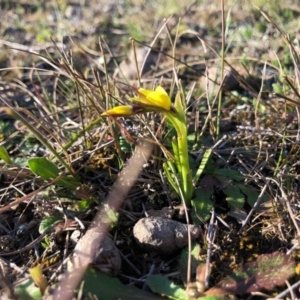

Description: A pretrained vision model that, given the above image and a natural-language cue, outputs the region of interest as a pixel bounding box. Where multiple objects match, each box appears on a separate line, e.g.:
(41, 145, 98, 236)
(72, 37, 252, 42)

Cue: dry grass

(0, 0, 300, 299)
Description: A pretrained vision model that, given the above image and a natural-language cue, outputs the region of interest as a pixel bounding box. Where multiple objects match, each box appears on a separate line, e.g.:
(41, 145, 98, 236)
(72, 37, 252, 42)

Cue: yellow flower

(102, 86, 175, 117)
(102, 105, 134, 117)
(130, 86, 171, 111)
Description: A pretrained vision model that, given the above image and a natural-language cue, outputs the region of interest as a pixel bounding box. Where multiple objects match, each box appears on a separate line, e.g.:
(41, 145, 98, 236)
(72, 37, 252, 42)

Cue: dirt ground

(1, 1, 300, 299)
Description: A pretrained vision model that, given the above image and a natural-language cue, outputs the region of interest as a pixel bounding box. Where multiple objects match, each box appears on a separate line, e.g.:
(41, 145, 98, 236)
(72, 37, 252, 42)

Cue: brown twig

(52, 141, 152, 300)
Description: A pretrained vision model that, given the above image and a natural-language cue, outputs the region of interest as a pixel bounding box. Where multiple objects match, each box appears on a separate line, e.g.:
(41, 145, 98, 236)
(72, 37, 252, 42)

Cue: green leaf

(163, 161, 180, 195)
(179, 243, 201, 283)
(28, 157, 60, 179)
(174, 91, 185, 122)
(55, 175, 80, 190)
(102, 204, 119, 227)
(238, 185, 269, 207)
(201, 154, 215, 174)
(28, 157, 79, 190)
(76, 199, 92, 211)
(192, 176, 214, 222)
(272, 83, 283, 94)
(83, 268, 160, 300)
(223, 185, 245, 209)
(208, 251, 295, 294)
(194, 149, 212, 183)
(15, 278, 42, 300)
(213, 169, 244, 181)
(119, 136, 132, 153)
(192, 190, 213, 222)
(39, 215, 63, 234)
(0, 145, 13, 164)
(41, 236, 51, 248)
(187, 133, 196, 143)
(147, 275, 186, 300)
(171, 137, 180, 172)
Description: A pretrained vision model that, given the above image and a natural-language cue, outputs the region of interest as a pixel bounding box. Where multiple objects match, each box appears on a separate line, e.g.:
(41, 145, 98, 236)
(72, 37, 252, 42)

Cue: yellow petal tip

(102, 105, 134, 117)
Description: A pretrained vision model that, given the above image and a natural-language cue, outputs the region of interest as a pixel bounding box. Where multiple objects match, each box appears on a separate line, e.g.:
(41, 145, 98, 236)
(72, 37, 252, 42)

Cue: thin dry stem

(53, 141, 152, 300)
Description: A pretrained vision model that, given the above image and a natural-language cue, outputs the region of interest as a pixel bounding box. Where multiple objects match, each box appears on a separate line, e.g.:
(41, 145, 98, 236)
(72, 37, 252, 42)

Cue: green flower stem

(177, 127, 193, 205)
(165, 112, 193, 206)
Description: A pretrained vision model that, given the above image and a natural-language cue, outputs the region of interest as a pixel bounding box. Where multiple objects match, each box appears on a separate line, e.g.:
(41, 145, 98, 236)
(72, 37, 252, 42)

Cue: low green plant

(0, 106, 83, 192)
(147, 250, 295, 298)
(102, 85, 209, 212)
(102, 85, 260, 222)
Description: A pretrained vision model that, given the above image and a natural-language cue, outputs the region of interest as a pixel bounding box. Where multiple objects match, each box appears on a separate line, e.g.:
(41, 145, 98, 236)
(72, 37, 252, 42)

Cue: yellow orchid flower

(101, 105, 134, 117)
(101, 85, 193, 207)
(102, 86, 175, 118)
(130, 86, 172, 111)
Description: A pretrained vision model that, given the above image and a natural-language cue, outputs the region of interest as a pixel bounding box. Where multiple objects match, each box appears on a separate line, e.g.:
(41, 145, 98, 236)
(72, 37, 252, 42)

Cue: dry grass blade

(0, 172, 67, 214)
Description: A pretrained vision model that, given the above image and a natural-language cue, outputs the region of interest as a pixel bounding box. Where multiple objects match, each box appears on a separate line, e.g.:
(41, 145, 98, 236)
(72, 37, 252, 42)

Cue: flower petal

(102, 105, 134, 117)
(146, 90, 171, 110)
(130, 86, 171, 111)
(154, 86, 168, 95)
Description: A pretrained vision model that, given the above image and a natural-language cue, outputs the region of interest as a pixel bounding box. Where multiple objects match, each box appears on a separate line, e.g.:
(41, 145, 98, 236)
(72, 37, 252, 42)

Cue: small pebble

(133, 216, 201, 255)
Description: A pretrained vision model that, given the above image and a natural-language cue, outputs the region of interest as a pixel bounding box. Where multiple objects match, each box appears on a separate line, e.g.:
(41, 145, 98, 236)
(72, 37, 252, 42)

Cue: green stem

(177, 127, 193, 205)
(165, 112, 193, 206)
